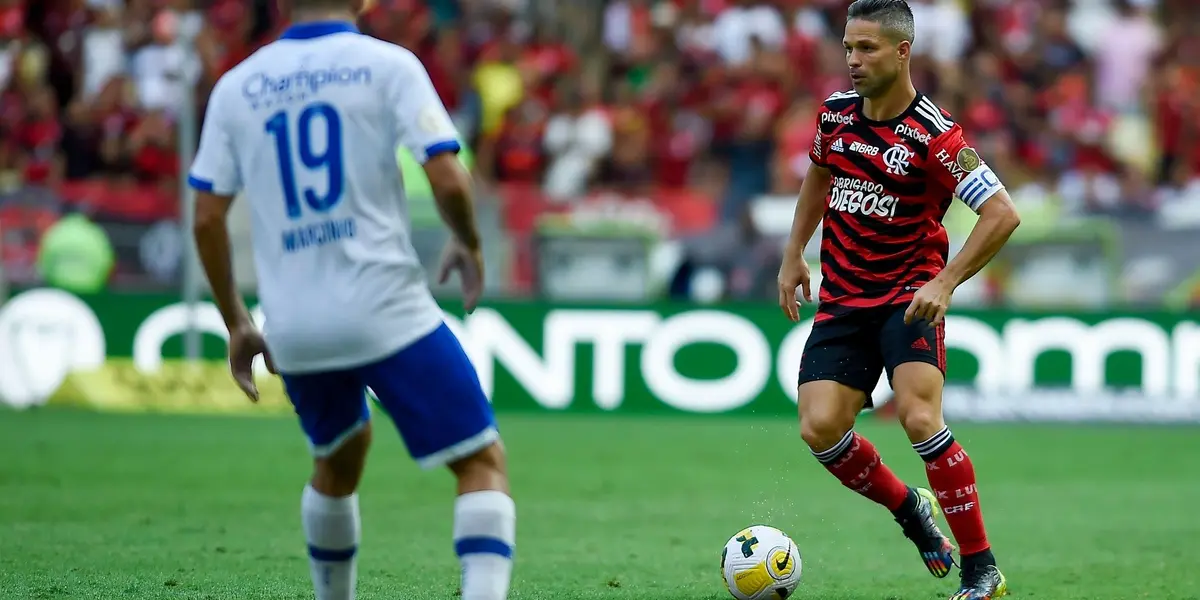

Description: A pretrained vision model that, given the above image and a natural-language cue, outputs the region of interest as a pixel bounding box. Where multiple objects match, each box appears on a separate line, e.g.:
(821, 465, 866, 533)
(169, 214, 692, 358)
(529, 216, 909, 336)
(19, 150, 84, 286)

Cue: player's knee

(798, 410, 852, 452)
(449, 441, 509, 494)
(312, 425, 372, 497)
(895, 398, 944, 442)
(798, 387, 857, 452)
(800, 419, 850, 452)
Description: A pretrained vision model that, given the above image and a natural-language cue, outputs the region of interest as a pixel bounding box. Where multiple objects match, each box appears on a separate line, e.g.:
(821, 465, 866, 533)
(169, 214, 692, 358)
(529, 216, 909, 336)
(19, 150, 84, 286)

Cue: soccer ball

(720, 525, 802, 600)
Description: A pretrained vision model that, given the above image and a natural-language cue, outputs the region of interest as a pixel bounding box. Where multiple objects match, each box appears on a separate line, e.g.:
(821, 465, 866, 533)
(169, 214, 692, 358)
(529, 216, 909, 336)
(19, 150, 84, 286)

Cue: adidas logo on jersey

(821, 111, 855, 126)
(894, 123, 932, 144)
(830, 138, 845, 153)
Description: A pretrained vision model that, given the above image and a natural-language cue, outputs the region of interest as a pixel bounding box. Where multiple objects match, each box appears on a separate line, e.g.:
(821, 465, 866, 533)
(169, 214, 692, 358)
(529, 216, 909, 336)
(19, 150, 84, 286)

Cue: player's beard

(856, 67, 900, 100)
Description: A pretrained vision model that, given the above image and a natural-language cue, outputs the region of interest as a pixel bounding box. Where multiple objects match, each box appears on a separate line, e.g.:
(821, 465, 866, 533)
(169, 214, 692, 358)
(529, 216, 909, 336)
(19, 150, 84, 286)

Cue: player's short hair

(847, 0, 915, 45)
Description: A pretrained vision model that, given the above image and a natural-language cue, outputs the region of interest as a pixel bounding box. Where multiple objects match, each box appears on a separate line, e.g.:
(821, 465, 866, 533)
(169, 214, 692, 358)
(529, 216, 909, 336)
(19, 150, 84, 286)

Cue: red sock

(812, 430, 909, 511)
(914, 428, 990, 556)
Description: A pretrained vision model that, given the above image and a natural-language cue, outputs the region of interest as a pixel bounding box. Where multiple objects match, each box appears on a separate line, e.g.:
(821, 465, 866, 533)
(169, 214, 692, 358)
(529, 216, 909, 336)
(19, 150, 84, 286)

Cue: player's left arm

(939, 187, 1019, 289)
(388, 47, 487, 311)
(906, 128, 1020, 325)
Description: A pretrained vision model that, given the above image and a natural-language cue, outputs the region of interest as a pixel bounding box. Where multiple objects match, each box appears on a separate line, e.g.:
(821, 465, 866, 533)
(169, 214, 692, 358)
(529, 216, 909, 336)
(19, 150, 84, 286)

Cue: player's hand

(438, 239, 485, 313)
(904, 278, 953, 327)
(228, 323, 273, 402)
(777, 257, 813, 322)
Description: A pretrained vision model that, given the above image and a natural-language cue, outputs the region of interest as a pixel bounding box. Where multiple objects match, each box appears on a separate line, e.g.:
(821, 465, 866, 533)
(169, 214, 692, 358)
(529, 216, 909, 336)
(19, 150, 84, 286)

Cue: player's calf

(449, 442, 515, 600)
(303, 423, 372, 600)
(799, 381, 910, 512)
(892, 363, 995, 572)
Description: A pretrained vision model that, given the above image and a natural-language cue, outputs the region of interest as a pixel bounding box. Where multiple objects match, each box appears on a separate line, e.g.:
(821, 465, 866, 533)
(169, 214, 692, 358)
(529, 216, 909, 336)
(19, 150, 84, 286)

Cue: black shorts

(797, 304, 946, 408)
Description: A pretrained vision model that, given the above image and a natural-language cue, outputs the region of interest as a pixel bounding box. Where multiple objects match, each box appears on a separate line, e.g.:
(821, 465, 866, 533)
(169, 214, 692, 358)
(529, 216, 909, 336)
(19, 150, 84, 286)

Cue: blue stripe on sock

(308, 545, 357, 562)
(455, 537, 513, 559)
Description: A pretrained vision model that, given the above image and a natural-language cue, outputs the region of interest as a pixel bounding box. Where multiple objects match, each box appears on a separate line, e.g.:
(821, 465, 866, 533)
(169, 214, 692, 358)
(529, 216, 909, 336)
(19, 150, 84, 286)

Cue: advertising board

(2, 288, 1197, 421)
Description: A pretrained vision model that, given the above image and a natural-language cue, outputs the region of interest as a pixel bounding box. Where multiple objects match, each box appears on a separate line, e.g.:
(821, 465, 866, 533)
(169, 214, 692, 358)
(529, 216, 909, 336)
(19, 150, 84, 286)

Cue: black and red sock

(812, 430, 910, 511)
(913, 427, 992, 559)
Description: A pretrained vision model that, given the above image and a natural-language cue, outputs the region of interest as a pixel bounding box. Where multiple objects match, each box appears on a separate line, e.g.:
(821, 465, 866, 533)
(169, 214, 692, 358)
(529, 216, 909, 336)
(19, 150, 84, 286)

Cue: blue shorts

(280, 323, 498, 469)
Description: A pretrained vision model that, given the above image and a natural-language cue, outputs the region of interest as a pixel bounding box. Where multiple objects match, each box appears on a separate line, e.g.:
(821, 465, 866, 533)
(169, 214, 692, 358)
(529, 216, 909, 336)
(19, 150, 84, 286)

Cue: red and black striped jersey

(807, 90, 1004, 322)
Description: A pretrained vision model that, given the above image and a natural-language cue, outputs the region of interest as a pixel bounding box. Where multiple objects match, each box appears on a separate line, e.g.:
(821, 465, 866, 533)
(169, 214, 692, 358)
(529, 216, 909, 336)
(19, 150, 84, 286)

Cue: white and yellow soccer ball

(720, 525, 803, 600)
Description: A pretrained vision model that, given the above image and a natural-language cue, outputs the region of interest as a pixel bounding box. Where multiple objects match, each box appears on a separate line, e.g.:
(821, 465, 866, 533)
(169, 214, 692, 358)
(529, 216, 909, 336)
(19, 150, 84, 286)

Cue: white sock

(453, 490, 516, 600)
(301, 485, 360, 600)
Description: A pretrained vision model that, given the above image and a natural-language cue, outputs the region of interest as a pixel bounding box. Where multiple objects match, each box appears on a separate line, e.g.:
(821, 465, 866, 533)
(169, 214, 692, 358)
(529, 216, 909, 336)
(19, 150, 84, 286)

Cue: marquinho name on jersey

(242, 65, 372, 109)
(282, 217, 357, 253)
(829, 176, 899, 218)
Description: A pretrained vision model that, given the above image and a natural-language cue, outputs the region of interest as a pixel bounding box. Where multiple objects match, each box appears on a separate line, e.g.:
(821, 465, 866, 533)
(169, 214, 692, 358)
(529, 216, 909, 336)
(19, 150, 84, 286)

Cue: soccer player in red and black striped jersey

(777, 1, 1020, 599)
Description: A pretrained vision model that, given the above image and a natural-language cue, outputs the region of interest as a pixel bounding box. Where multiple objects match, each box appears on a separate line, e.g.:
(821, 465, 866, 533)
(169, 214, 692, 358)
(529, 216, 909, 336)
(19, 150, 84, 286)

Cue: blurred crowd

(441, 0, 1200, 223)
(312, 0, 1200, 228)
(2, 0, 1200, 296)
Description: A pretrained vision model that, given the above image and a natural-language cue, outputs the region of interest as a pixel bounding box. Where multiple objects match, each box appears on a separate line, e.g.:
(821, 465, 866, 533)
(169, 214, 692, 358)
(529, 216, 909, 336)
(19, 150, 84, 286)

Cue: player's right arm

(778, 127, 833, 321)
(189, 79, 251, 333)
(424, 154, 481, 253)
(187, 78, 273, 399)
(386, 48, 485, 311)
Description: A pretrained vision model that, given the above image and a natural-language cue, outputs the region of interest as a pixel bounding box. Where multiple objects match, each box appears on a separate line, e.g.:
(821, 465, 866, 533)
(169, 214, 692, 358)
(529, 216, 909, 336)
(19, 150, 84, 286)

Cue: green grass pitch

(3, 409, 1199, 599)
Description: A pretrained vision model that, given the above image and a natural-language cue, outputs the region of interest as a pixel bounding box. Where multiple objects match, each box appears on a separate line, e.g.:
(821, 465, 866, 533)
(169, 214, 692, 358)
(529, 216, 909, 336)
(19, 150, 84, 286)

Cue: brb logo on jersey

(883, 143, 914, 175)
(849, 141, 879, 156)
(829, 176, 899, 219)
(821, 111, 855, 126)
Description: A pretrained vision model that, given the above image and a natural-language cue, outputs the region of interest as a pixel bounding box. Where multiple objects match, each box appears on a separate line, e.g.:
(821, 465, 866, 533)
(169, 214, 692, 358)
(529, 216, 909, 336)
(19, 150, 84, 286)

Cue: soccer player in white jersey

(186, 2, 514, 600)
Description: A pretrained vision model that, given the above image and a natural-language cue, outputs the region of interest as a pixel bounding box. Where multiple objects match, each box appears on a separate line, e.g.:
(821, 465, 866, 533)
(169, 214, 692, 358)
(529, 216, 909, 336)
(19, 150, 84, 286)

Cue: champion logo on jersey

(830, 138, 845, 153)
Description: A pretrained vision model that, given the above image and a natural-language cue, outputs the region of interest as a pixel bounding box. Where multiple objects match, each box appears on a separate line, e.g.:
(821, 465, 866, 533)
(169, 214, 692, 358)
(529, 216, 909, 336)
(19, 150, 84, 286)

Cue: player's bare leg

(800, 379, 953, 578)
(304, 422, 373, 600)
(798, 381, 910, 513)
(893, 362, 1007, 598)
(799, 381, 905, 508)
(448, 441, 514, 600)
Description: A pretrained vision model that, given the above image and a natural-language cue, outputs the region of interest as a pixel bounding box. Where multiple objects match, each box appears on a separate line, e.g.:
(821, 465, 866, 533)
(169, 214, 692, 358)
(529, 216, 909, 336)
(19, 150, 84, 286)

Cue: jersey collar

(856, 92, 923, 128)
(279, 20, 360, 40)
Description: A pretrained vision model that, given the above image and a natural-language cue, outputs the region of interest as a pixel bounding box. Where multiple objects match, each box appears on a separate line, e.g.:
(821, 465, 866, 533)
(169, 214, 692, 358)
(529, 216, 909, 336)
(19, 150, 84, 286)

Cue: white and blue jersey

(188, 20, 495, 468)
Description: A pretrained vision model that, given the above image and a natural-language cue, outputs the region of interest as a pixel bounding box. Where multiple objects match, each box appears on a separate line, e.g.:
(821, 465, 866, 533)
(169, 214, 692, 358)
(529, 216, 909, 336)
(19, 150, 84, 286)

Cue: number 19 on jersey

(264, 102, 346, 220)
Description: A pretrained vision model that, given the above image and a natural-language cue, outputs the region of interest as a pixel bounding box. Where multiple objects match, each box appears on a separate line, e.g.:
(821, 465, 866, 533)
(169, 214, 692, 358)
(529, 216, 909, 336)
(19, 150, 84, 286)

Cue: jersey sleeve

(808, 110, 827, 167)
(929, 125, 1004, 212)
(187, 81, 242, 196)
(386, 49, 461, 164)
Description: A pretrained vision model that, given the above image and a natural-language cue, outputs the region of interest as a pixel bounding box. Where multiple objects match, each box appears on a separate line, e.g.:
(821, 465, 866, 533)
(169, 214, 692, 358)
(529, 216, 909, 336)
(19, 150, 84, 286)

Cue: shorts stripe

(414, 426, 500, 470)
(935, 322, 946, 372)
(310, 418, 369, 458)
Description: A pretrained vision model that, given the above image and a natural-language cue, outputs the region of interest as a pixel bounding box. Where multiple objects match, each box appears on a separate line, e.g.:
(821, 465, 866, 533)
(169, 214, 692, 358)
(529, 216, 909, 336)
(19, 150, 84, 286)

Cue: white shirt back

(188, 21, 459, 374)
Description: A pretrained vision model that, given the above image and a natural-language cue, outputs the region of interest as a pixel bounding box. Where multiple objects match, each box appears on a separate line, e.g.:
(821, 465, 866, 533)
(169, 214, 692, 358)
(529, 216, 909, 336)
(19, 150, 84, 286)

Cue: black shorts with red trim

(797, 304, 946, 408)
